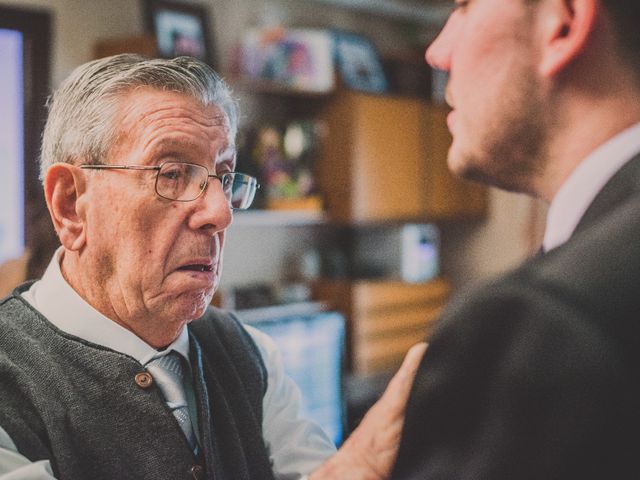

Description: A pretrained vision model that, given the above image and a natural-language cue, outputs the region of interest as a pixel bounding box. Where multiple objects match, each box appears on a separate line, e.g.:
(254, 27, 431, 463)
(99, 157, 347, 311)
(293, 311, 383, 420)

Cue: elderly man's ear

(44, 163, 88, 252)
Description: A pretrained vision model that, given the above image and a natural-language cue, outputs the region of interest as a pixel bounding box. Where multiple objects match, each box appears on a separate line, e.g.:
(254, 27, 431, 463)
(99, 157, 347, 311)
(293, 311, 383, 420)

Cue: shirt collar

(543, 122, 640, 251)
(22, 247, 190, 366)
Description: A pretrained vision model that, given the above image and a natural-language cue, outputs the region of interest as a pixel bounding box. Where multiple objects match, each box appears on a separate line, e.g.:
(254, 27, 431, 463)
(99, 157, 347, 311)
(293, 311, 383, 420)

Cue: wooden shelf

(314, 277, 450, 374)
(316, 90, 487, 223)
(231, 77, 336, 98)
(232, 209, 327, 227)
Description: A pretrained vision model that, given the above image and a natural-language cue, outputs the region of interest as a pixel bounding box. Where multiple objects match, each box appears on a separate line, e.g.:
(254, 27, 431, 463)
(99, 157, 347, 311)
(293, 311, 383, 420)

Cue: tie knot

(145, 351, 199, 452)
(145, 351, 188, 408)
(148, 351, 184, 378)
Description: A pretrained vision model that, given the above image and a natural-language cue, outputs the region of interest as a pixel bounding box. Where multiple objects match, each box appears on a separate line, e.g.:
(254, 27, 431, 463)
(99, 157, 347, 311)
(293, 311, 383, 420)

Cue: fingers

(400, 342, 428, 382)
(378, 342, 427, 408)
(308, 342, 428, 480)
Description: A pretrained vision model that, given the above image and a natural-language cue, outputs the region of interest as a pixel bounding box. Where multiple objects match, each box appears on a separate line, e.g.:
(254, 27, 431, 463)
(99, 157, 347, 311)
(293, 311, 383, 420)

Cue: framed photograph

(142, 0, 214, 66)
(239, 28, 335, 93)
(333, 31, 387, 93)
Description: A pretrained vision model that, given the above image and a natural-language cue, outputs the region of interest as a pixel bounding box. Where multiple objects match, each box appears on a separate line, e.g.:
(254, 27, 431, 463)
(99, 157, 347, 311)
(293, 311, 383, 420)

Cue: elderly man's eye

(221, 173, 234, 188)
(160, 166, 185, 181)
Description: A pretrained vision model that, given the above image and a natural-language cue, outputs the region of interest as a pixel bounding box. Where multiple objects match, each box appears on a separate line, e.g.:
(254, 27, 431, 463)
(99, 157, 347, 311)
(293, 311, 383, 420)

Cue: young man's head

(427, 0, 640, 200)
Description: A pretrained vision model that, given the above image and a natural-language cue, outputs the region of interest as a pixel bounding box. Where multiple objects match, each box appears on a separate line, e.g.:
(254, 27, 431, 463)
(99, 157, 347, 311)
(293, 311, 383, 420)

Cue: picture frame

(239, 28, 335, 93)
(142, 0, 214, 66)
(333, 31, 387, 93)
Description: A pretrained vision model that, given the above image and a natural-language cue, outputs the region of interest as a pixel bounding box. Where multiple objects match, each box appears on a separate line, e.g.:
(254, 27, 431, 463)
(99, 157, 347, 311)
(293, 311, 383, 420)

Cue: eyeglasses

(80, 161, 259, 209)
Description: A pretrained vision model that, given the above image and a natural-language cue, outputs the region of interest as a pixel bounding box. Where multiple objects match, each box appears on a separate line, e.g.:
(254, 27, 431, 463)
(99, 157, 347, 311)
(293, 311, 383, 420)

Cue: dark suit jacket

(392, 155, 640, 479)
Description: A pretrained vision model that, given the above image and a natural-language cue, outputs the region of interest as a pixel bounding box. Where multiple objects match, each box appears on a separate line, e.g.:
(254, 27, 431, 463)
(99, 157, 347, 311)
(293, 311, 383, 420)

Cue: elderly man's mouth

(178, 264, 214, 272)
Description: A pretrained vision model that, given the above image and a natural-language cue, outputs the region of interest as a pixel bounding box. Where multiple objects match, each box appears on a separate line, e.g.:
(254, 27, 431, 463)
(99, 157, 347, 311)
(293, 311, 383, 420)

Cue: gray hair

(40, 54, 238, 182)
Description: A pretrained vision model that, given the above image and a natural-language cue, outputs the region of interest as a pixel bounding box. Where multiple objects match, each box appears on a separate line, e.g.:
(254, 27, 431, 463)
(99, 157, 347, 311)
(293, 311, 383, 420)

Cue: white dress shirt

(543, 122, 640, 251)
(0, 248, 335, 479)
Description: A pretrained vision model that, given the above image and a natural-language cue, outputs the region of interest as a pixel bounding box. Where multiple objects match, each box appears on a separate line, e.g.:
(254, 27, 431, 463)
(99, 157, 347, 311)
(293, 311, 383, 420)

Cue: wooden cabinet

(316, 90, 486, 223)
(314, 278, 450, 375)
(423, 105, 487, 218)
(317, 91, 427, 223)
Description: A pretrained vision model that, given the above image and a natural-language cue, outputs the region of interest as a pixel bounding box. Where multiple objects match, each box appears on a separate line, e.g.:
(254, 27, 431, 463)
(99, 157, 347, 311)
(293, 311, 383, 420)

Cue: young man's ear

(44, 163, 88, 251)
(538, 0, 599, 77)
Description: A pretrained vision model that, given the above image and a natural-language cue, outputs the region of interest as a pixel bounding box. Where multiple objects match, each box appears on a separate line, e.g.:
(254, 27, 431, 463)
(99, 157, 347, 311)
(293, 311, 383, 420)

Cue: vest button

(135, 372, 153, 388)
(189, 465, 204, 479)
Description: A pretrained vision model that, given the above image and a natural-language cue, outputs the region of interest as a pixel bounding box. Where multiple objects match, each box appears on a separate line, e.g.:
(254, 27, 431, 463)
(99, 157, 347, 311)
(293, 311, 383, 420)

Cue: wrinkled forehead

(109, 87, 236, 163)
(118, 87, 232, 136)
(121, 86, 230, 123)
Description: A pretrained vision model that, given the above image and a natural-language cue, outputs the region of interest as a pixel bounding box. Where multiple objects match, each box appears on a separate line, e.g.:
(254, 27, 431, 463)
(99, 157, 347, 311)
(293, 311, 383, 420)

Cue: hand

(310, 342, 428, 480)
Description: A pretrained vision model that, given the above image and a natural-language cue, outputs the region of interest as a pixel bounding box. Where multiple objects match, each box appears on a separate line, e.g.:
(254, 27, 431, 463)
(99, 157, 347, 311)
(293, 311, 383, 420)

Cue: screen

(0, 28, 25, 264)
(245, 311, 346, 446)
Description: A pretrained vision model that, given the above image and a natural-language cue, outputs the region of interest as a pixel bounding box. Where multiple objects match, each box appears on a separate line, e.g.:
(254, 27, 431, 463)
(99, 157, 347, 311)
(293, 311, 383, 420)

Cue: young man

(393, 0, 640, 478)
(316, 0, 640, 478)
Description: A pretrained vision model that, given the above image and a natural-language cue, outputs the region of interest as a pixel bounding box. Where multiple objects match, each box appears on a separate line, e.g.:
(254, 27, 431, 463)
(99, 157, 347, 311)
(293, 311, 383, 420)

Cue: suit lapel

(573, 153, 640, 235)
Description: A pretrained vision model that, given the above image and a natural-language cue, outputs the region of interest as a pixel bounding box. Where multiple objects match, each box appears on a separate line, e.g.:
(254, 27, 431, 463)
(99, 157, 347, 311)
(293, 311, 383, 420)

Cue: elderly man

(0, 54, 425, 480)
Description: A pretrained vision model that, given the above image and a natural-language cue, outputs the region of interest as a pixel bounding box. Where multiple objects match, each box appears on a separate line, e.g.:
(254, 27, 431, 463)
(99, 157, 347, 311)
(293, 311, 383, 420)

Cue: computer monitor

(0, 7, 51, 264)
(0, 28, 24, 263)
(240, 308, 346, 446)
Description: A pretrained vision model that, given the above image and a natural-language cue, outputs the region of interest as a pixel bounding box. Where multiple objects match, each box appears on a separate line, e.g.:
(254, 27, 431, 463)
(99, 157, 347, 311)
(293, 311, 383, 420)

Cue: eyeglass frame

(79, 162, 260, 207)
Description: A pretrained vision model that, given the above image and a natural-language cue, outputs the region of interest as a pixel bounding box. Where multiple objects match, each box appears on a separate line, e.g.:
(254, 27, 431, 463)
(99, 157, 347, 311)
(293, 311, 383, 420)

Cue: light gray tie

(146, 352, 198, 453)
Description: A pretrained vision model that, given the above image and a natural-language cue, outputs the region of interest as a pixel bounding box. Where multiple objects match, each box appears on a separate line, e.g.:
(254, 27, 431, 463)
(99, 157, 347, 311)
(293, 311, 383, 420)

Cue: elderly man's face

(80, 88, 233, 342)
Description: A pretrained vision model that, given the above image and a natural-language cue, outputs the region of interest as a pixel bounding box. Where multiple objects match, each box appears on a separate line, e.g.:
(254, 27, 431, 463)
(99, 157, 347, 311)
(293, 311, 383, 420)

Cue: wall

(1, 0, 541, 293)
(0, 0, 141, 86)
(0, 0, 431, 87)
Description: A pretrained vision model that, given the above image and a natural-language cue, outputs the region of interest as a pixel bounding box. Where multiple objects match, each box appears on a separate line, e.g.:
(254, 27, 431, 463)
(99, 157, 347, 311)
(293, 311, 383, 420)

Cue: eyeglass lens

(155, 162, 257, 208)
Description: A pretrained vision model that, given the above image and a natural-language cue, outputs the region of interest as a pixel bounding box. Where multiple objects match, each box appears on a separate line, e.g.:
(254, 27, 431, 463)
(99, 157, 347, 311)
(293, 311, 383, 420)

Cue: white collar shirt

(543, 122, 640, 251)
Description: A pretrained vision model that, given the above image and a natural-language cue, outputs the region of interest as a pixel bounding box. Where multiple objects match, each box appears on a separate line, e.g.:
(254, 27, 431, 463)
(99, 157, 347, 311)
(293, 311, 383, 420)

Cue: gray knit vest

(0, 285, 276, 480)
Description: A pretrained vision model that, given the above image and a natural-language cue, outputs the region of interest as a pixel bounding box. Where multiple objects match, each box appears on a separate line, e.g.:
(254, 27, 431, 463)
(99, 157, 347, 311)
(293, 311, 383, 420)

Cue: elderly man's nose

(191, 179, 232, 232)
